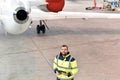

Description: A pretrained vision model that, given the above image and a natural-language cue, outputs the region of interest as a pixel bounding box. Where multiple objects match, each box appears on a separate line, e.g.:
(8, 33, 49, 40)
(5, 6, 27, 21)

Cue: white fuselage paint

(0, 0, 32, 34)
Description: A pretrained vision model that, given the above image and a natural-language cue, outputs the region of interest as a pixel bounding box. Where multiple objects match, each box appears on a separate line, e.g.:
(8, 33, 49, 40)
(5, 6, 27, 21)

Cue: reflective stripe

(56, 54, 72, 69)
(57, 54, 60, 65)
(58, 77, 73, 80)
(54, 61, 71, 69)
(68, 56, 72, 69)
(72, 67, 78, 69)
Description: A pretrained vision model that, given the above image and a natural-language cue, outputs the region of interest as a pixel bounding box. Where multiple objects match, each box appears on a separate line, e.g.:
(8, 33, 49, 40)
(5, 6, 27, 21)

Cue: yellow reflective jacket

(53, 52, 78, 80)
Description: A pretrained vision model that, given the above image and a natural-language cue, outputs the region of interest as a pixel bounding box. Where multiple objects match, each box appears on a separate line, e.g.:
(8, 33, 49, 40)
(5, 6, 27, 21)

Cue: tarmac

(0, 0, 120, 80)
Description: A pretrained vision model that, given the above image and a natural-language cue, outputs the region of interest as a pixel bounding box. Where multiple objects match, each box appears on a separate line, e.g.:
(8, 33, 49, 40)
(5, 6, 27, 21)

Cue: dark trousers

(57, 77, 74, 80)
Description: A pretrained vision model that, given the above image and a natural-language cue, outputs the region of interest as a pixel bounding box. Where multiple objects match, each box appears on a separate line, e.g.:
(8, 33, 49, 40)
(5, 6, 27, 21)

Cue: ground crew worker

(53, 45, 78, 80)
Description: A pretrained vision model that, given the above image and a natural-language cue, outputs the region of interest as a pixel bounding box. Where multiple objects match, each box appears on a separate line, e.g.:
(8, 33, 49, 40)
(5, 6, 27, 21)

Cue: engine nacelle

(0, 0, 32, 34)
(39, 0, 65, 12)
(3, 19, 31, 34)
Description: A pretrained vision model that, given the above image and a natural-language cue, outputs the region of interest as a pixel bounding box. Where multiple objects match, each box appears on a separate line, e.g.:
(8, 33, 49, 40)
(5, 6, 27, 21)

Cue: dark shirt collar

(60, 52, 70, 57)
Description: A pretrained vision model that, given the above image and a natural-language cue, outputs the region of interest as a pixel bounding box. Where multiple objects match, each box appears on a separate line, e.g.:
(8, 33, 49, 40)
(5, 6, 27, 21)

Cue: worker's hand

(56, 71, 60, 75)
(62, 72, 68, 76)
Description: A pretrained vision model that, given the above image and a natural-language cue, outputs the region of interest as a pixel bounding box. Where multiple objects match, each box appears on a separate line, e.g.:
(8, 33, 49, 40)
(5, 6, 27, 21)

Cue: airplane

(1, 0, 120, 34)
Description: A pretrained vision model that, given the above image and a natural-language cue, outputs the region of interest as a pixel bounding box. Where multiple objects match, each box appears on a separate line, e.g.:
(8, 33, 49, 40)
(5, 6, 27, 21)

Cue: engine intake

(13, 7, 29, 24)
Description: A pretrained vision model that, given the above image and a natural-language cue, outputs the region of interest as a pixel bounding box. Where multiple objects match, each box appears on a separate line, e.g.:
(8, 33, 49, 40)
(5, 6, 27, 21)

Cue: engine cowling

(2, 7, 32, 34)
(39, 0, 65, 12)
(1, 0, 32, 34)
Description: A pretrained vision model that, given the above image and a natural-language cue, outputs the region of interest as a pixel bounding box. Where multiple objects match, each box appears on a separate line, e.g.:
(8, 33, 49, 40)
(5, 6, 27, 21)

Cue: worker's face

(60, 47, 68, 55)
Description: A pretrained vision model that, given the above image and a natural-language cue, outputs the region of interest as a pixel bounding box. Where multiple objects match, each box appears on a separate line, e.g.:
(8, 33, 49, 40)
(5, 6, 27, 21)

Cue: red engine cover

(46, 0, 65, 12)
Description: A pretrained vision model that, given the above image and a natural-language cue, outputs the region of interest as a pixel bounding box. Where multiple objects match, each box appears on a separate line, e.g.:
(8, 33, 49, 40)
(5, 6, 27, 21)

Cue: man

(53, 45, 78, 80)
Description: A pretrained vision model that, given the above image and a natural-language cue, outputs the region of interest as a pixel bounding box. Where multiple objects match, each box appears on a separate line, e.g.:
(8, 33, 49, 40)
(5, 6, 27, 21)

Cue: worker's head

(60, 45, 69, 56)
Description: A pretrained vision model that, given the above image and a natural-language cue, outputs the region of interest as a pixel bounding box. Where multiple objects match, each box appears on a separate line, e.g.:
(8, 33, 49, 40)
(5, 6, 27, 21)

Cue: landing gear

(37, 25, 45, 34)
(36, 20, 49, 34)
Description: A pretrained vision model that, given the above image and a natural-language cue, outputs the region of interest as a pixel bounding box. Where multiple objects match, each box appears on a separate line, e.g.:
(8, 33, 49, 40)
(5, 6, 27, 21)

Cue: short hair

(61, 45, 68, 49)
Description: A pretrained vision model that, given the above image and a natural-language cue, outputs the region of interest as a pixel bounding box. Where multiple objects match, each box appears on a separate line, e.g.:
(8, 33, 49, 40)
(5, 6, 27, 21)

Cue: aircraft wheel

(37, 25, 40, 34)
(40, 25, 46, 34)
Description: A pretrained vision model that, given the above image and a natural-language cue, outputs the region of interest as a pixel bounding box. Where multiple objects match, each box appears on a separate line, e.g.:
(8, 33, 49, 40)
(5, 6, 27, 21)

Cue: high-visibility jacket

(53, 52, 78, 80)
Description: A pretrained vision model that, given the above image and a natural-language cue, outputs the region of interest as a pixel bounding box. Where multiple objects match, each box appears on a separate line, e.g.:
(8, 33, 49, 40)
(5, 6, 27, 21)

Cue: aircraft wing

(28, 0, 47, 6)
(30, 7, 67, 21)
(58, 11, 120, 19)
(30, 7, 120, 21)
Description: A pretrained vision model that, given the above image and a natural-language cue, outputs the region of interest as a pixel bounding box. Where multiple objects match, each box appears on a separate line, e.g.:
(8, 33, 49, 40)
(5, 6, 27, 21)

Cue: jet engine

(2, 7, 31, 34)
(39, 0, 65, 12)
(1, 0, 32, 34)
